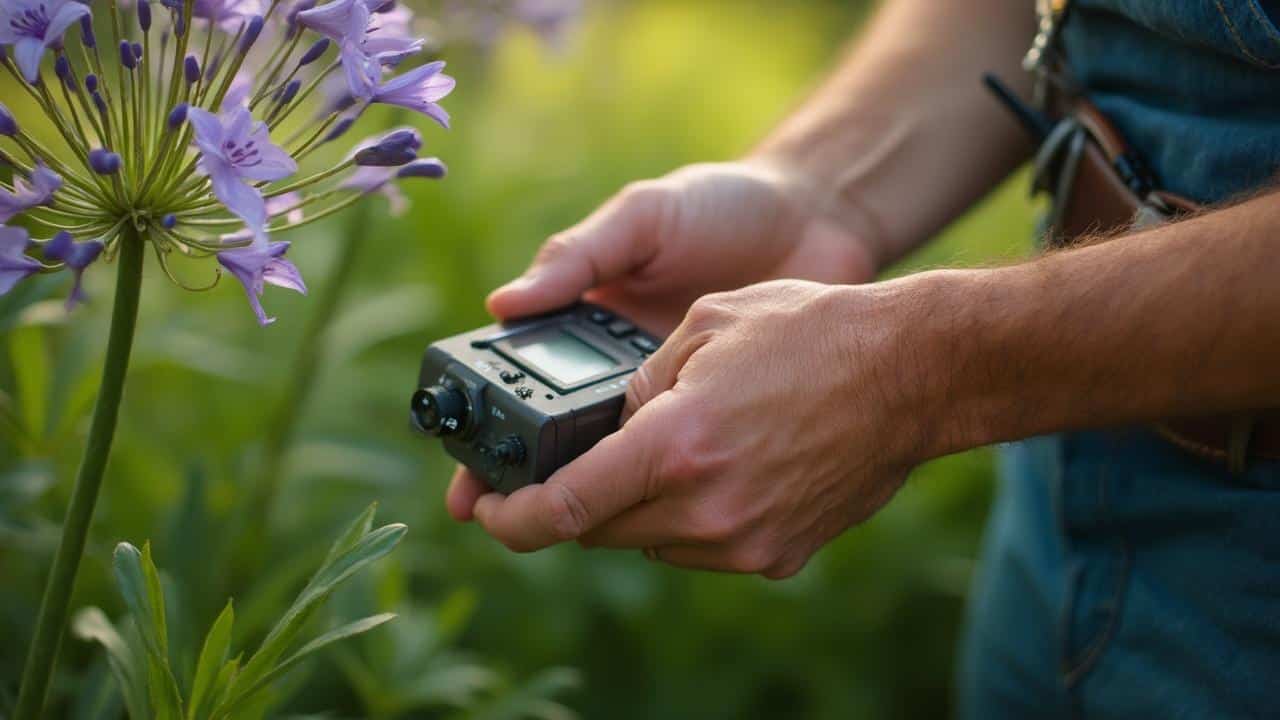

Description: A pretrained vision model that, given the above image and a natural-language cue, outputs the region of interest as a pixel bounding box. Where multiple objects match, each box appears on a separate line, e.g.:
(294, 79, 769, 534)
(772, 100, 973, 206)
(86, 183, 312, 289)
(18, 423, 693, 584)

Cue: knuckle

(624, 364, 656, 410)
(543, 483, 589, 541)
(535, 232, 577, 265)
(662, 416, 723, 484)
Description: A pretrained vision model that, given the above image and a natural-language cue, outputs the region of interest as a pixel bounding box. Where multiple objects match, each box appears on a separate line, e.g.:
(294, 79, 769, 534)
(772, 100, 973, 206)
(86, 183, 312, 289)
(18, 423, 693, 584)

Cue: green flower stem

(13, 227, 145, 720)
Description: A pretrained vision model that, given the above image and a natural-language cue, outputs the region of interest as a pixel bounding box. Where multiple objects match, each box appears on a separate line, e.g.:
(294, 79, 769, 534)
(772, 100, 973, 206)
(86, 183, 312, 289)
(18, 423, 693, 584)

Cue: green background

(0, 1, 1037, 717)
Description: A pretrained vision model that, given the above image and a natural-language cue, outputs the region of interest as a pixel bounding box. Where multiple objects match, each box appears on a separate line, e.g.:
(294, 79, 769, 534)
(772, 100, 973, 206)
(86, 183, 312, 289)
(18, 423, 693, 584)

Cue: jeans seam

(1061, 433, 1133, 692)
(1214, 0, 1280, 68)
(1245, 0, 1280, 43)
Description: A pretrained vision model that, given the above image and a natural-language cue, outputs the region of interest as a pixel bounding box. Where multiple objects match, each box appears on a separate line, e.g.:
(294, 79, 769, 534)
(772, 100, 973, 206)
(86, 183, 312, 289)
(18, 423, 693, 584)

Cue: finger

(620, 318, 710, 423)
(487, 183, 664, 319)
(646, 545, 736, 573)
(445, 466, 490, 522)
(472, 398, 672, 551)
(578, 499, 684, 549)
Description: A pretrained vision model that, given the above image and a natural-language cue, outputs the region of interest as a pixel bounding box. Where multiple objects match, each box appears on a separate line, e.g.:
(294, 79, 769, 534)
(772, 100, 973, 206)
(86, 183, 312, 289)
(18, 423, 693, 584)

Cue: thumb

(487, 182, 665, 319)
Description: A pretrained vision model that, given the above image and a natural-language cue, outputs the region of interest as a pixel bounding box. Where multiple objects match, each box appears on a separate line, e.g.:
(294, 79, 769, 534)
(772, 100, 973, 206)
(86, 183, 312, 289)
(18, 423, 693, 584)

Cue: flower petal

(204, 156, 267, 230)
(45, 1, 92, 47)
(13, 37, 46, 83)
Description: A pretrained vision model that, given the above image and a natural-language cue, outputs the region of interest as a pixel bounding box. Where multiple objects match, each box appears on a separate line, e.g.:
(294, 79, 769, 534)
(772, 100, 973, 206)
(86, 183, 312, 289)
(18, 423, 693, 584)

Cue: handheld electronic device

(411, 304, 662, 493)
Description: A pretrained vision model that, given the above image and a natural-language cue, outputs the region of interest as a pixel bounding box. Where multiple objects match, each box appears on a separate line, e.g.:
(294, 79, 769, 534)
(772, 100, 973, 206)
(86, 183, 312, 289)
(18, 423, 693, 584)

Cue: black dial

(493, 435, 526, 466)
(411, 385, 469, 436)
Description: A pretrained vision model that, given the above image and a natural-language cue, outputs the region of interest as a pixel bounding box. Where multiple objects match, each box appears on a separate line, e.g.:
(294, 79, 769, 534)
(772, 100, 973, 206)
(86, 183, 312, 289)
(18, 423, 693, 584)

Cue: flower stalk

(12, 227, 144, 720)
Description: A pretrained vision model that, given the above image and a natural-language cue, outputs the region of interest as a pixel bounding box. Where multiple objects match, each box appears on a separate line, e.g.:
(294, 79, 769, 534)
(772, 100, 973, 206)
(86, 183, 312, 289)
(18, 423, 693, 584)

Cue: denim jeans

(959, 432, 1280, 718)
(957, 2, 1280, 716)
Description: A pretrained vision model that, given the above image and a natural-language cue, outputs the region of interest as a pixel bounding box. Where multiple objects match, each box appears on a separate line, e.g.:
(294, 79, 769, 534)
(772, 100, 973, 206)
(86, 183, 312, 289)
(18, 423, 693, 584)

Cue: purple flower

(300, 0, 423, 97)
(42, 230, 103, 308)
(371, 60, 454, 128)
(396, 157, 446, 179)
(363, 4, 421, 66)
(0, 224, 40, 295)
(216, 240, 306, 325)
(188, 105, 297, 232)
(295, 0, 375, 43)
(0, 100, 17, 135)
(0, 0, 92, 82)
(0, 163, 61, 222)
(512, 0, 581, 50)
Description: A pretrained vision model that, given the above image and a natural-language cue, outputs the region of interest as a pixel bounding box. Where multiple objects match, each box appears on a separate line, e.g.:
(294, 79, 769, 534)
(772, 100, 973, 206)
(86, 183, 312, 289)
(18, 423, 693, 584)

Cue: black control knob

(410, 385, 469, 436)
(493, 435, 526, 466)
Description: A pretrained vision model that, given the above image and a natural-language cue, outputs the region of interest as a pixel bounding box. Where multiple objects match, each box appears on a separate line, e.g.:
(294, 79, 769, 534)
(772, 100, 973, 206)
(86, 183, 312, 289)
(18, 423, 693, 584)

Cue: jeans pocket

(1212, 0, 1280, 68)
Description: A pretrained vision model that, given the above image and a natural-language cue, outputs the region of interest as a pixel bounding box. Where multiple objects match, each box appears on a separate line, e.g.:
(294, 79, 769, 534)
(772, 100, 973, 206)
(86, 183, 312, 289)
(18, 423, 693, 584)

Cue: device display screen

(511, 331, 616, 387)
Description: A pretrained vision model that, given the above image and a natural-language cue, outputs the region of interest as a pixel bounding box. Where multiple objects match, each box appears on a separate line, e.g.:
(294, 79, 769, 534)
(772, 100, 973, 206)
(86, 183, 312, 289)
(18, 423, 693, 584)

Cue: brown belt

(1038, 100, 1280, 470)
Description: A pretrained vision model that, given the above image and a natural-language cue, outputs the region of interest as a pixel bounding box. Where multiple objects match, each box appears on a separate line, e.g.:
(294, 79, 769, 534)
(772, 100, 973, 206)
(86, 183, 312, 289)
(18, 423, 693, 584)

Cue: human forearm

(895, 193, 1280, 457)
(750, 0, 1037, 269)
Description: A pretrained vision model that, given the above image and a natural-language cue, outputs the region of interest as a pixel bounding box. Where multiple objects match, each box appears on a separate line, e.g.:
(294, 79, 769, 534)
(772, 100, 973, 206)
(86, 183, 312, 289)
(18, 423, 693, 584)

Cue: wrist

(741, 151, 892, 275)
(829, 268, 1012, 464)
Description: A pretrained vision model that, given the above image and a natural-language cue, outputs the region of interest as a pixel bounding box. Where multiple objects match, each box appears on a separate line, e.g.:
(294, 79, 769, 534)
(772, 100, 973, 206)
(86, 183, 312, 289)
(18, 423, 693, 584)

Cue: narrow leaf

(215, 614, 396, 717)
(321, 503, 378, 568)
(188, 601, 234, 720)
(112, 543, 183, 719)
(231, 523, 406, 696)
(72, 607, 150, 720)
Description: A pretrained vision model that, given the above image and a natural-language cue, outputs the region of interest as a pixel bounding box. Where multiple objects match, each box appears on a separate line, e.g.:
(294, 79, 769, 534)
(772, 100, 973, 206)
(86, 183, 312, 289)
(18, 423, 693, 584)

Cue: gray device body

(412, 304, 662, 494)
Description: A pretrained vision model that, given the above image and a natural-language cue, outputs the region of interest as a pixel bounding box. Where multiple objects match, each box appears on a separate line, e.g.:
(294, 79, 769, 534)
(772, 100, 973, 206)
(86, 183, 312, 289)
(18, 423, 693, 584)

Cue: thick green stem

(13, 229, 145, 720)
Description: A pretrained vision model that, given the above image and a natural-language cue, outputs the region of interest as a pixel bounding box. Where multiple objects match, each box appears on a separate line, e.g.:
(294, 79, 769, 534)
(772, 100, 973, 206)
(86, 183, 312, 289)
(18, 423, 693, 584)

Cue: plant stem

(13, 228, 145, 720)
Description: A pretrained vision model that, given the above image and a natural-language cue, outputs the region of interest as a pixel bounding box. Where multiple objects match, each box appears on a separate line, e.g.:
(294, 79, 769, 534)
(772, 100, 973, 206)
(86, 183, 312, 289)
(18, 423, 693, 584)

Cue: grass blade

(187, 601, 234, 720)
(71, 608, 150, 720)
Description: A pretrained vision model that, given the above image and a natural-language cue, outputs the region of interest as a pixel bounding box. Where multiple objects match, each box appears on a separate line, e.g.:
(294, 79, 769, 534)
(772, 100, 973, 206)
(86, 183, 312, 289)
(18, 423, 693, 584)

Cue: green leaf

(188, 601, 234, 720)
(228, 517, 406, 704)
(216, 614, 396, 716)
(72, 607, 150, 720)
(112, 542, 184, 720)
(322, 503, 378, 568)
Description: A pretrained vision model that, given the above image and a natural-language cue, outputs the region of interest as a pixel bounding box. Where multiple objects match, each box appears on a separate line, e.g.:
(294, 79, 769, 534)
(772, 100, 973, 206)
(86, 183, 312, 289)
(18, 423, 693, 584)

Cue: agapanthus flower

(189, 105, 297, 233)
(0, 0, 455, 324)
(0, 225, 41, 293)
(0, 0, 91, 81)
(0, 164, 61, 222)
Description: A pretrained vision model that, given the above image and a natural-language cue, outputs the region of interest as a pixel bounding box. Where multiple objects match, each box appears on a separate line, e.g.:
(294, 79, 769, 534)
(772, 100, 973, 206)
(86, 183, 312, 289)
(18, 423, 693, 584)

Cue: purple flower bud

(324, 115, 356, 143)
(119, 41, 137, 70)
(137, 1, 152, 32)
(88, 148, 122, 175)
(240, 16, 264, 54)
(0, 102, 17, 136)
(175, 9, 186, 37)
(167, 103, 188, 129)
(279, 79, 301, 105)
(397, 158, 447, 180)
(184, 55, 199, 84)
(92, 91, 107, 115)
(132, 43, 143, 61)
(80, 15, 96, 48)
(54, 56, 74, 87)
(162, 214, 177, 229)
(354, 128, 423, 166)
(298, 38, 329, 66)
(85, 73, 98, 93)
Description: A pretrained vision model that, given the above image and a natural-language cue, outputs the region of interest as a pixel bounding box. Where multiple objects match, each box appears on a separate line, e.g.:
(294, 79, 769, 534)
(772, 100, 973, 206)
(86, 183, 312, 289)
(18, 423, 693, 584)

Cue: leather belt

(1035, 99, 1280, 471)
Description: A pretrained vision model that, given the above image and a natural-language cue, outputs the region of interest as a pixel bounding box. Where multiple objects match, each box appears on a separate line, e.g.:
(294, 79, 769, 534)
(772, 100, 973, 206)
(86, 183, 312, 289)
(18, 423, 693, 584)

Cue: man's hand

(483, 161, 880, 335)
(456, 279, 938, 578)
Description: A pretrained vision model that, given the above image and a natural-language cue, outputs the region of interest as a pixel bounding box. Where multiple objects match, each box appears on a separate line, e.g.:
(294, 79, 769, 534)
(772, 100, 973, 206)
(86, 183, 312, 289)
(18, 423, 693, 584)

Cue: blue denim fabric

(958, 2, 1280, 717)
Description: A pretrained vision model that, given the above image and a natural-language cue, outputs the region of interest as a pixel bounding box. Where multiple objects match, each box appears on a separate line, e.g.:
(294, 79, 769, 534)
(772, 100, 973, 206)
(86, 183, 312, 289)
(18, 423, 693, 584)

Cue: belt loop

(1227, 415, 1255, 474)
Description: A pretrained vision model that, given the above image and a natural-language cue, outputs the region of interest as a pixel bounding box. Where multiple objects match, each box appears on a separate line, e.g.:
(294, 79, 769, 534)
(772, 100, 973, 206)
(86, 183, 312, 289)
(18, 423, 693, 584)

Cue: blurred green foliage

(1, 0, 1036, 717)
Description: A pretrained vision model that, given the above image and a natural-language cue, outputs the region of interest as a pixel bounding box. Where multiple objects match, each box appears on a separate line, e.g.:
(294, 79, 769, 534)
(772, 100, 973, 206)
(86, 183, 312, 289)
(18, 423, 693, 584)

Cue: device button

(630, 336, 659, 354)
(494, 436, 526, 466)
(515, 386, 533, 399)
(607, 320, 635, 338)
(589, 309, 613, 324)
(499, 370, 524, 384)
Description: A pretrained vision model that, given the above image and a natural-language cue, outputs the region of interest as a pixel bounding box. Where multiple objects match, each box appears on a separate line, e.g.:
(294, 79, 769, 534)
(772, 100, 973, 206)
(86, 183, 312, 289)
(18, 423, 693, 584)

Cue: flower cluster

(0, 0, 453, 324)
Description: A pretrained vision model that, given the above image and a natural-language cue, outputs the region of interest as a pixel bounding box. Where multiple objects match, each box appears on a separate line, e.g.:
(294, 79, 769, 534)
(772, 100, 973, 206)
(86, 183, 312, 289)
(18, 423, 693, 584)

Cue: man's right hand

(484, 161, 881, 335)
